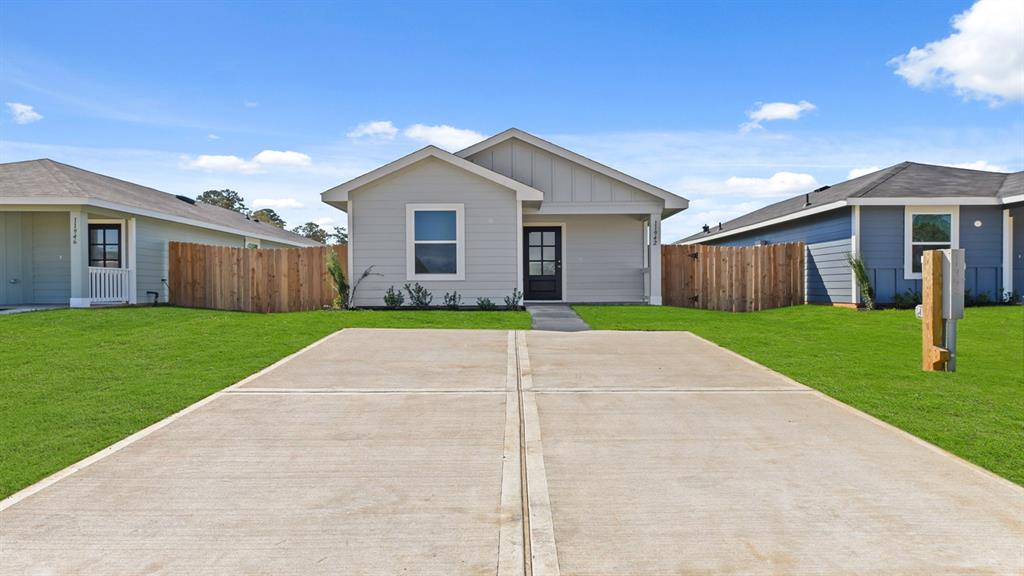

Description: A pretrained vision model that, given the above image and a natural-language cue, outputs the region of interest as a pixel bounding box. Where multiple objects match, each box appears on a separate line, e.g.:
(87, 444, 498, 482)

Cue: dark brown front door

(524, 227, 562, 300)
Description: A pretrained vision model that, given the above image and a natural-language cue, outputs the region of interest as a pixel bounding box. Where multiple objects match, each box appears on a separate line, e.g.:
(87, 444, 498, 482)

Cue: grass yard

(575, 304, 1024, 485)
(0, 306, 530, 499)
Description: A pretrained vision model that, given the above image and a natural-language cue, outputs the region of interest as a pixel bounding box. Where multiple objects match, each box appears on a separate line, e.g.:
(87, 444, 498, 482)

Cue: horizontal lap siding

(707, 208, 853, 304)
(350, 158, 517, 307)
(523, 214, 645, 302)
(861, 205, 1006, 303)
(1014, 207, 1024, 294)
(135, 216, 248, 303)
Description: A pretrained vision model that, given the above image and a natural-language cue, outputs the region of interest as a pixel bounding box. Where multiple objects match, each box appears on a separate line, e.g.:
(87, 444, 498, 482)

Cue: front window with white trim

(406, 203, 464, 280)
(905, 206, 958, 279)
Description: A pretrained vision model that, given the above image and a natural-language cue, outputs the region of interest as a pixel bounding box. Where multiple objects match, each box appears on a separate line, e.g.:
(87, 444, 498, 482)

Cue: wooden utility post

(921, 250, 949, 371)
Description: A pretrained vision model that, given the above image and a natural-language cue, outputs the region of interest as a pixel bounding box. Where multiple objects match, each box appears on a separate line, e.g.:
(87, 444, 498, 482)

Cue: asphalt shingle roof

(680, 161, 1022, 243)
(0, 158, 320, 246)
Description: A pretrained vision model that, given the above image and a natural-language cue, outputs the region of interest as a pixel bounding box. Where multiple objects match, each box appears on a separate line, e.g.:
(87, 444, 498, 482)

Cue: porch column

(649, 212, 662, 305)
(1003, 209, 1013, 297)
(127, 217, 138, 304)
(69, 210, 89, 307)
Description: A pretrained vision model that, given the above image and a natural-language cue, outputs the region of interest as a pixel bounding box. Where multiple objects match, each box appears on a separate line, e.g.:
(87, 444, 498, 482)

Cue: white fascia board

(677, 200, 848, 245)
(455, 128, 689, 210)
(1001, 194, 1024, 205)
(848, 197, 1000, 206)
(320, 145, 544, 203)
(1, 196, 316, 247)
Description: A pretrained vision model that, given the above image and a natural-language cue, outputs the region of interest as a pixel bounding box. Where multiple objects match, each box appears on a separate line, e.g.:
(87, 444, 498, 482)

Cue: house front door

(524, 226, 562, 300)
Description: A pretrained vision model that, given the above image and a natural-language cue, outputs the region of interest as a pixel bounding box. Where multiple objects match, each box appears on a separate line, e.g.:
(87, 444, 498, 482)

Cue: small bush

(891, 289, 921, 310)
(443, 291, 462, 310)
(476, 297, 496, 310)
(326, 250, 348, 309)
(504, 288, 523, 311)
(403, 283, 433, 308)
(846, 253, 874, 310)
(383, 286, 405, 308)
(1003, 290, 1022, 305)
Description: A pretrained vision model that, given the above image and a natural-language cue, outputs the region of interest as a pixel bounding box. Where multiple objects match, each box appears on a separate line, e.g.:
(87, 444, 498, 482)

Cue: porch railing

(89, 266, 131, 304)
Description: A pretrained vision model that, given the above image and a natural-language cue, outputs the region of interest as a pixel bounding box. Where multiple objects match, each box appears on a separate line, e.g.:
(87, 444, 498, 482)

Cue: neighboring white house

(0, 159, 320, 308)
(322, 128, 688, 306)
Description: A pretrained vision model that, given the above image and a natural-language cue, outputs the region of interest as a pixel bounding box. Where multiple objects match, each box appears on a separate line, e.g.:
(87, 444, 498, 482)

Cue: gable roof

(455, 128, 689, 211)
(320, 145, 545, 209)
(0, 159, 320, 246)
(680, 161, 1023, 244)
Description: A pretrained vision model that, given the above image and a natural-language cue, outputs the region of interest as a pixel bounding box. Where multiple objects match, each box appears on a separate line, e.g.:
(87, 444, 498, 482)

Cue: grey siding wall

(349, 158, 517, 307)
(523, 213, 646, 303)
(860, 205, 1006, 303)
(465, 138, 663, 213)
(706, 208, 853, 304)
(0, 212, 70, 304)
(134, 215, 248, 303)
(1013, 207, 1024, 294)
(31, 212, 71, 303)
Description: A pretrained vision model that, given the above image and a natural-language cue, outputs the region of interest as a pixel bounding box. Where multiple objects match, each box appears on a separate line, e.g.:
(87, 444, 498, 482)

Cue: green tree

(329, 226, 348, 245)
(251, 208, 286, 228)
(292, 222, 329, 244)
(196, 189, 248, 213)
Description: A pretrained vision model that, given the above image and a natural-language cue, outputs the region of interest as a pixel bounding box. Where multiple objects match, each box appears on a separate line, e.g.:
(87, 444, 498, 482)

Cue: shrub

(476, 297, 496, 310)
(403, 283, 433, 308)
(443, 291, 462, 310)
(504, 288, 523, 311)
(326, 250, 348, 309)
(845, 253, 874, 310)
(383, 286, 405, 308)
(891, 289, 921, 310)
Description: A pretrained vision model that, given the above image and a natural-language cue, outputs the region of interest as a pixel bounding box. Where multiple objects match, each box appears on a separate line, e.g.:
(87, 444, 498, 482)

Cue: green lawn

(575, 304, 1024, 485)
(0, 307, 530, 499)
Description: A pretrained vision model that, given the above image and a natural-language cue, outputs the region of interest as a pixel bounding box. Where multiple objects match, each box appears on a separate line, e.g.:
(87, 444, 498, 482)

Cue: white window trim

(406, 203, 465, 281)
(904, 205, 959, 280)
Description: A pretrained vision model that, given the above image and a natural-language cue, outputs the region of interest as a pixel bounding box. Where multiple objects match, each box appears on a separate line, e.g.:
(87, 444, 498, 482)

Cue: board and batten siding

(0, 212, 70, 305)
(860, 205, 1006, 303)
(523, 213, 646, 302)
(705, 208, 853, 304)
(134, 215, 253, 303)
(464, 138, 663, 213)
(349, 157, 518, 307)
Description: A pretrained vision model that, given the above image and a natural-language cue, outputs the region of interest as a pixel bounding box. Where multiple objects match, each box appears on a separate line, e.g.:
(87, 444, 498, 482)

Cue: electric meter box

(940, 249, 965, 320)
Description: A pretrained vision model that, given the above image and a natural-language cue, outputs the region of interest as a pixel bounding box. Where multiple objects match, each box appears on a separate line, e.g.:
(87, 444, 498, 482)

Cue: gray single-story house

(0, 159, 319, 308)
(322, 128, 688, 307)
(679, 162, 1024, 305)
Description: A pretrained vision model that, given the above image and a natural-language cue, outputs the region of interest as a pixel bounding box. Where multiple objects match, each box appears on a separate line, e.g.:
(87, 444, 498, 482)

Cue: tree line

(195, 189, 346, 244)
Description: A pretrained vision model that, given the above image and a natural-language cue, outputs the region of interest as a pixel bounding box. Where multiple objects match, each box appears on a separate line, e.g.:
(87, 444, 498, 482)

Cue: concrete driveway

(2, 329, 1022, 575)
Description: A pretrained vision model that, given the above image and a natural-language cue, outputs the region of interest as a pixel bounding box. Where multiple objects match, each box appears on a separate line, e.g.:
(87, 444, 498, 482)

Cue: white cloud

(347, 120, 398, 140)
(741, 100, 816, 132)
(180, 149, 312, 173)
(6, 102, 43, 124)
(946, 160, 1009, 172)
(724, 171, 819, 197)
(314, 216, 336, 227)
(890, 0, 1024, 104)
(243, 100, 259, 108)
(404, 123, 485, 151)
(252, 197, 304, 209)
(251, 149, 312, 167)
(847, 166, 881, 179)
(207, 133, 220, 140)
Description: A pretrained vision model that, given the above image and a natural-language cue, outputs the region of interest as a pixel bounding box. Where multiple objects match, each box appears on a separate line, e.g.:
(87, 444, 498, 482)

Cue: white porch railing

(89, 267, 131, 304)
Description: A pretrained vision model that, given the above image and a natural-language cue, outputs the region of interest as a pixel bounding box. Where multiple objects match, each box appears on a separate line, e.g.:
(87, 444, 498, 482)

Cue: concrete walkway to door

(2, 328, 1022, 575)
(526, 303, 590, 332)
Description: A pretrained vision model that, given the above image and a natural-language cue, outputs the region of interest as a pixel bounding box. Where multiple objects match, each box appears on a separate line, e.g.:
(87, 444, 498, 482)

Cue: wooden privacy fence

(662, 242, 805, 312)
(168, 242, 346, 313)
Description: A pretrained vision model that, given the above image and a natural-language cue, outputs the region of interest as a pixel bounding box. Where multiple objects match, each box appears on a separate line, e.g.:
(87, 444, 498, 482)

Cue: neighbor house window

(904, 206, 958, 279)
(88, 223, 122, 268)
(406, 203, 464, 280)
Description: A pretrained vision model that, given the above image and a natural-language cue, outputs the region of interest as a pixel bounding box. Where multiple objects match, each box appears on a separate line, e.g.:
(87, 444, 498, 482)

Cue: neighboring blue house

(678, 162, 1024, 305)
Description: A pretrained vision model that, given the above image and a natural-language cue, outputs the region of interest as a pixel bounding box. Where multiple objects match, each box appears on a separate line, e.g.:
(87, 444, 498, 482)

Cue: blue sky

(2, 0, 1021, 241)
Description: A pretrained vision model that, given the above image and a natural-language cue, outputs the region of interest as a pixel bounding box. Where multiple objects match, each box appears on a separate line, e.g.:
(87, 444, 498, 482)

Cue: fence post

(921, 250, 948, 371)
